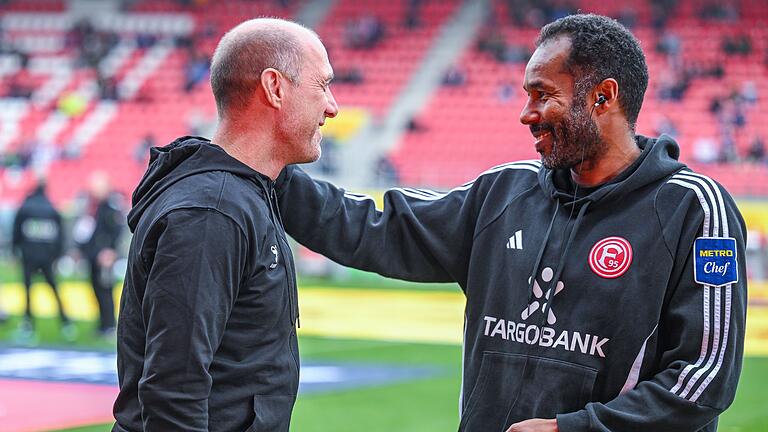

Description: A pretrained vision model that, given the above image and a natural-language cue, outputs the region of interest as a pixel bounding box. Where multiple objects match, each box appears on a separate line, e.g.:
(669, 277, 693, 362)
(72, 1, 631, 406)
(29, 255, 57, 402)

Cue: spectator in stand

(617, 7, 638, 29)
(656, 30, 682, 70)
(73, 172, 124, 338)
(442, 65, 467, 87)
(497, 81, 516, 103)
(406, 116, 427, 133)
(404, 0, 422, 29)
(699, 1, 739, 21)
(65, 19, 91, 52)
(12, 180, 74, 341)
(657, 67, 690, 101)
(548, 0, 578, 22)
(345, 14, 385, 49)
(133, 134, 156, 164)
(477, 29, 508, 61)
(718, 127, 739, 163)
(28, 139, 59, 175)
(70, 19, 120, 70)
(376, 155, 399, 186)
(654, 113, 678, 138)
(183, 49, 211, 92)
(335, 66, 365, 84)
(693, 136, 719, 164)
(318, 136, 339, 175)
(722, 34, 752, 56)
(747, 136, 765, 163)
(709, 96, 723, 115)
(505, 0, 531, 26)
(135, 32, 157, 49)
(98, 75, 120, 101)
(6, 69, 34, 98)
(742, 80, 758, 105)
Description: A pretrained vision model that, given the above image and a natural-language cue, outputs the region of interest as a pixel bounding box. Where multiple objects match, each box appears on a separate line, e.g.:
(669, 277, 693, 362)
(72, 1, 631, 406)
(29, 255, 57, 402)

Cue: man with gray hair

(113, 18, 338, 431)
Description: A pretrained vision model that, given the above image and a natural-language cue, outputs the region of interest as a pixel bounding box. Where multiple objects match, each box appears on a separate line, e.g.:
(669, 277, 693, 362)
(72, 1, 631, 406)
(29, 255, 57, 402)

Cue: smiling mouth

(534, 131, 552, 144)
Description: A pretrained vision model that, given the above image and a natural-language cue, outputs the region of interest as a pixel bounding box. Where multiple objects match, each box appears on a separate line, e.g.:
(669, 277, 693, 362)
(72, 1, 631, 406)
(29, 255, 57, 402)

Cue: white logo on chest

(520, 266, 564, 325)
(270, 245, 278, 269)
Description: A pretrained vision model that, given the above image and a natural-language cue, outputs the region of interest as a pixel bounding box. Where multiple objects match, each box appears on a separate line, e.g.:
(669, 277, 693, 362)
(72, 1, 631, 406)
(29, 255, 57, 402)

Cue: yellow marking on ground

(750, 281, 768, 301)
(0, 282, 120, 321)
(2, 282, 768, 357)
(746, 305, 768, 356)
(297, 287, 465, 344)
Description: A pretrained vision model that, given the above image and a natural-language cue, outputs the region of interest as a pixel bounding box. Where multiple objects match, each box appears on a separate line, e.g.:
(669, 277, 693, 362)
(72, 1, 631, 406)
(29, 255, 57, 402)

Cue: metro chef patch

(693, 237, 738, 287)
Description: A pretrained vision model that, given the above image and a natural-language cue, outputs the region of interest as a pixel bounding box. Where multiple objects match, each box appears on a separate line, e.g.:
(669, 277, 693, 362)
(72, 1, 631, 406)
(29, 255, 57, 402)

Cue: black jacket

(113, 137, 300, 432)
(78, 196, 123, 262)
(12, 187, 63, 264)
(277, 135, 747, 431)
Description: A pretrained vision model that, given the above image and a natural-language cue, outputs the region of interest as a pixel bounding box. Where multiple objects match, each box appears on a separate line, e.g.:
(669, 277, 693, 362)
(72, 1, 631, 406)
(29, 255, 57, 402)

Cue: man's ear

(261, 68, 285, 109)
(594, 78, 619, 110)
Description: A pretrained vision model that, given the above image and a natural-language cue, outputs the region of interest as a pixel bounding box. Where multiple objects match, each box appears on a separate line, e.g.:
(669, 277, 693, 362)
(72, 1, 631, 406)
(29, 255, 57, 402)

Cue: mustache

(530, 123, 554, 135)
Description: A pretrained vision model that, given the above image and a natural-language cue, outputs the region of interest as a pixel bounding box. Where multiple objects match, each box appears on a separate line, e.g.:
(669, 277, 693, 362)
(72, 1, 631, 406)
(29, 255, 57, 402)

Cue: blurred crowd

(0, 14, 214, 174)
(442, 0, 768, 167)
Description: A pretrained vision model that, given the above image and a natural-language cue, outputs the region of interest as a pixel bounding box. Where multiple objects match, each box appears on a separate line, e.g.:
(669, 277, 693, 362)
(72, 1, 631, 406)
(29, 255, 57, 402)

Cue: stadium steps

(334, 0, 489, 188)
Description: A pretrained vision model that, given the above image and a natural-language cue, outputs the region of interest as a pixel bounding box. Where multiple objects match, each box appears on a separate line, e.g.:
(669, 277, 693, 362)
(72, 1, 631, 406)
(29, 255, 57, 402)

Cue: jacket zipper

(266, 182, 300, 328)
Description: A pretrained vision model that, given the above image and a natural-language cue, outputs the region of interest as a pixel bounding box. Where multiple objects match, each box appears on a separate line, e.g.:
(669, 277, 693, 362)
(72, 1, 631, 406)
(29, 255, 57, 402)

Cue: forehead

(523, 36, 573, 90)
(304, 36, 333, 77)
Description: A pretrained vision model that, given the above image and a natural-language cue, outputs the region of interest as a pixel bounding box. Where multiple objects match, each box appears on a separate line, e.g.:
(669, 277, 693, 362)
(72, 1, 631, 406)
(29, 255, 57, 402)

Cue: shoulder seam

(137, 206, 248, 256)
(392, 160, 541, 202)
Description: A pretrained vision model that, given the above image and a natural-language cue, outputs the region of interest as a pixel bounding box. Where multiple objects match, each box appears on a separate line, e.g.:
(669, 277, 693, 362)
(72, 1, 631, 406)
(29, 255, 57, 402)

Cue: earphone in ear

(594, 95, 607, 107)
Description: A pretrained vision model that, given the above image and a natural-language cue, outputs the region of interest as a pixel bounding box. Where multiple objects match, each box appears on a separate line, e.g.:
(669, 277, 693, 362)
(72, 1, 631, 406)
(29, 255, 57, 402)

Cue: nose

(519, 100, 539, 126)
(325, 89, 339, 118)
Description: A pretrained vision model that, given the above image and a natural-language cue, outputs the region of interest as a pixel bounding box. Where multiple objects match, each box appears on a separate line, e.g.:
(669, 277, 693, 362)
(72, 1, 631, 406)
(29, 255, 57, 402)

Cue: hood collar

(127, 136, 271, 232)
(537, 134, 686, 207)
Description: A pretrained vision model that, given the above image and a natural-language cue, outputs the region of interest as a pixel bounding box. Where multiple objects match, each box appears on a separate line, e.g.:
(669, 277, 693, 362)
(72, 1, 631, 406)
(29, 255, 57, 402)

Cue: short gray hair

(210, 18, 309, 114)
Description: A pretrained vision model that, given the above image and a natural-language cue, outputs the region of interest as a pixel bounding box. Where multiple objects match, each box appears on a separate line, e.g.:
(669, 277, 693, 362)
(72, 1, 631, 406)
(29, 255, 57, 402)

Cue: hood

(538, 134, 686, 206)
(127, 136, 267, 232)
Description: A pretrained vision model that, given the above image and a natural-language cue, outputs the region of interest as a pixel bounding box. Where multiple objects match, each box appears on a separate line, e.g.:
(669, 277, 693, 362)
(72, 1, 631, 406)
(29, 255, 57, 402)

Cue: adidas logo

(506, 230, 523, 250)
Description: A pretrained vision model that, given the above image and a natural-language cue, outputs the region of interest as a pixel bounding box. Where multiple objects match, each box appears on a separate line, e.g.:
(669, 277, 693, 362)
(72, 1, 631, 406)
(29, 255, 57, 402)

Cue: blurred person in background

(747, 135, 765, 163)
(133, 133, 155, 164)
(73, 171, 123, 338)
(277, 14, 746, 432)
(12, 179, 73, 340)
(113, 17, 337, 432)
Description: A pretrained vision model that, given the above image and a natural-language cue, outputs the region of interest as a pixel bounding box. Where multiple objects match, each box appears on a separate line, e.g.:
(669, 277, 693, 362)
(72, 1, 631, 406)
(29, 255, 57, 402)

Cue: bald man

(113, 18, 338, 431)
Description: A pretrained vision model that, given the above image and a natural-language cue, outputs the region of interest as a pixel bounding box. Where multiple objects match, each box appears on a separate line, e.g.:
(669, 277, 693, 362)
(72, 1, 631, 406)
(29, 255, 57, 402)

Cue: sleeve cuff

(556, 410, 590, 431)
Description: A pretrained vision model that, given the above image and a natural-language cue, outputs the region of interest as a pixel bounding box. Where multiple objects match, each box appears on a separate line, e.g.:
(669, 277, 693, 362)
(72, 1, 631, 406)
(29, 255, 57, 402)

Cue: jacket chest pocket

(459, 352, 596, 431)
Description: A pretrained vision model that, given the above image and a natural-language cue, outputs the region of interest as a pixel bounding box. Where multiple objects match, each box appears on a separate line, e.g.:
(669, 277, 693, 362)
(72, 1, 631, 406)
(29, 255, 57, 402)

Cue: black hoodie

(12, 186, 63, 263)
(114, 137, 300, 432)
(276, 135, 747, 431)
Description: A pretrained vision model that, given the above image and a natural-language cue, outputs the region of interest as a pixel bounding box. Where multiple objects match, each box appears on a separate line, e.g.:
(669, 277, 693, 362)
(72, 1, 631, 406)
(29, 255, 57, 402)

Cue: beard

(536, 99, 604, 170)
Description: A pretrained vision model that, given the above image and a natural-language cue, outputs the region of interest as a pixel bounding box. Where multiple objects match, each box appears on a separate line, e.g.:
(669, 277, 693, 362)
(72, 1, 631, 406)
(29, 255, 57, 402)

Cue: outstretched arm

(276, 165, 485, 286)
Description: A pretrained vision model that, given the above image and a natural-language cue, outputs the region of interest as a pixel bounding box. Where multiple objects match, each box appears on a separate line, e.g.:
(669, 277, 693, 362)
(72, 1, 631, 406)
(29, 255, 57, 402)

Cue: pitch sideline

(1, 281, 766, 355)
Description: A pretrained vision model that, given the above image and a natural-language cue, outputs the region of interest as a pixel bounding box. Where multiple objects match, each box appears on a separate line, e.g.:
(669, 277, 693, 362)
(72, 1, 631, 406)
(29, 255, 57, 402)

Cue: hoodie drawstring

(522, 201, 560, 308)
(538, 200, 591, 326)
(501, 199, 591, 430)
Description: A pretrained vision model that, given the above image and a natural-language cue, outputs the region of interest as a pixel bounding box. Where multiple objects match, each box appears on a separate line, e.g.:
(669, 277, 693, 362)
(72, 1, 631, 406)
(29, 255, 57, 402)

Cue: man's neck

(571, 133, 640, 187)
(213, 119, 283, 180)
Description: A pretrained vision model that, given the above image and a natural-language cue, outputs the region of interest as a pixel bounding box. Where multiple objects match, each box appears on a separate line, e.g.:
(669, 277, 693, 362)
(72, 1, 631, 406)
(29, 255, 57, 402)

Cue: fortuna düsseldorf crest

(589, 236, 633, 278)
